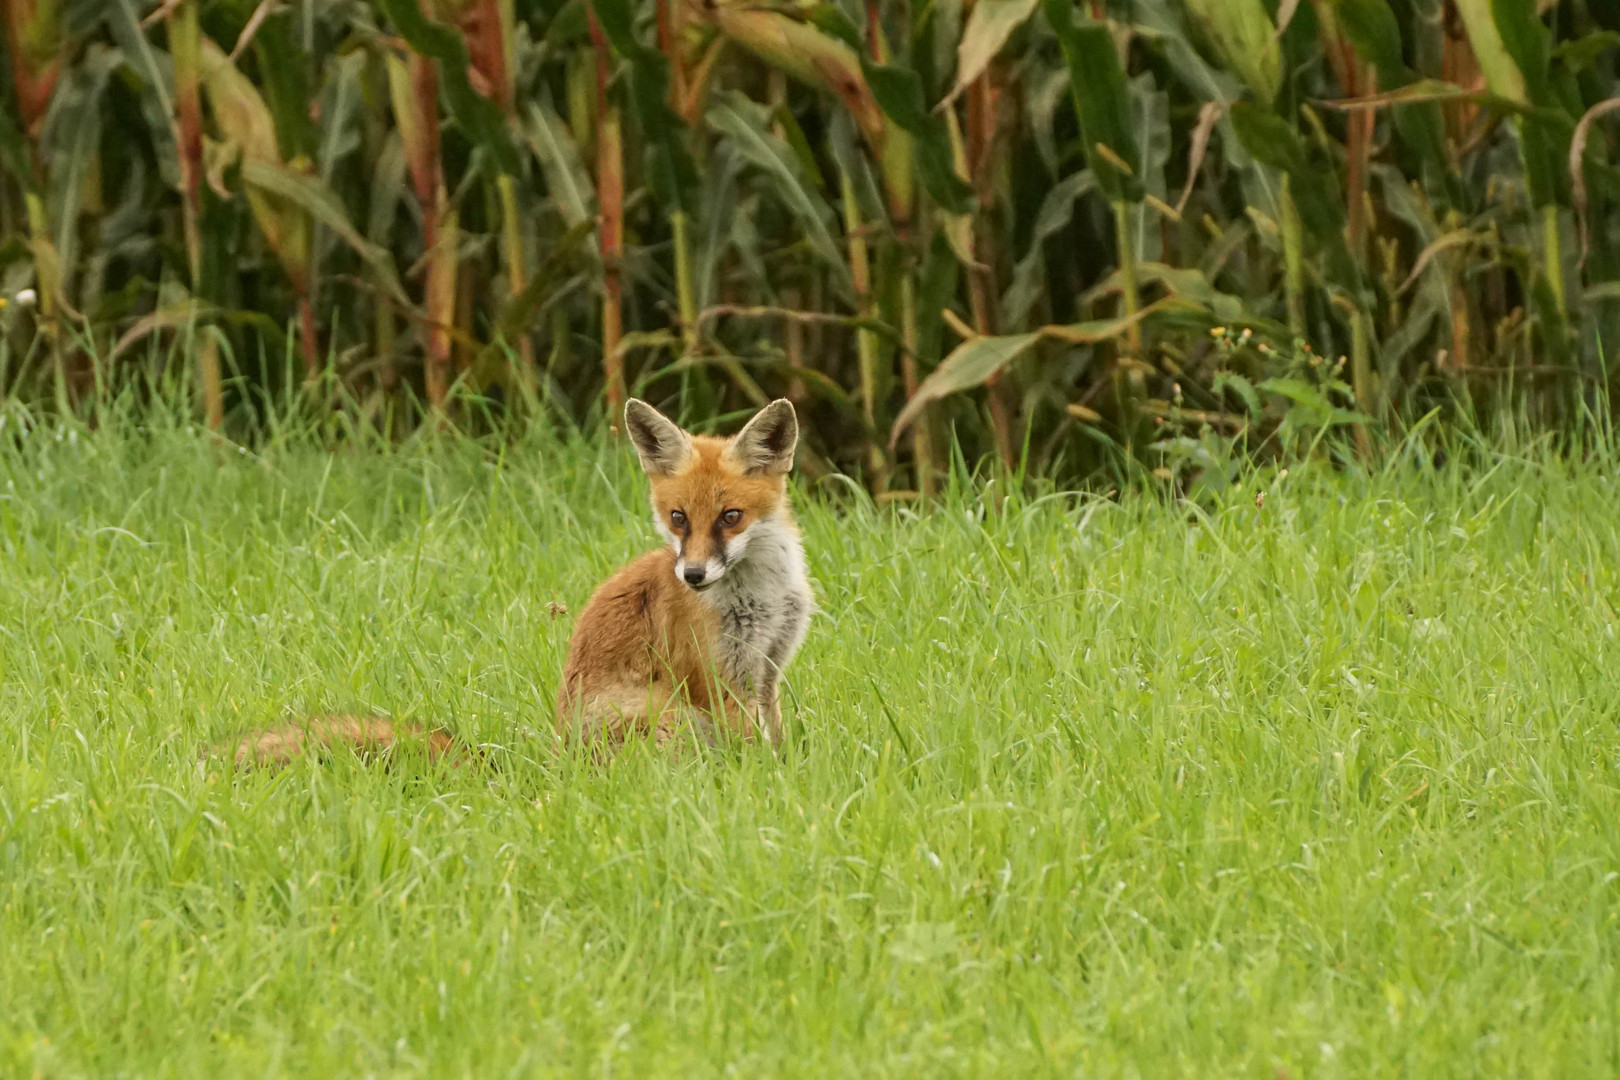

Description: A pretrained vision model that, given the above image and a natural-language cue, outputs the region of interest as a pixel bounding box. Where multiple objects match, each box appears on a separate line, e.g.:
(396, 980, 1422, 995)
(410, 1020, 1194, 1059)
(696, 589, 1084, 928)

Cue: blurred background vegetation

(1, 0, 1617, 493)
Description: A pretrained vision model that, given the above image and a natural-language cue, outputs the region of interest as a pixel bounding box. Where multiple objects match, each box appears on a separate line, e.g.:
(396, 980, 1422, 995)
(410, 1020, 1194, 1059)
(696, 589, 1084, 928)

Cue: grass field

(1, 416, 1617, 1077)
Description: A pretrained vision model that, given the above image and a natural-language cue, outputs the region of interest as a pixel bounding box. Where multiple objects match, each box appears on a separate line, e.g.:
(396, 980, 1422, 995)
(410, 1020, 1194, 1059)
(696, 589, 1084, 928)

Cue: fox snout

(675, 552, 726, 589)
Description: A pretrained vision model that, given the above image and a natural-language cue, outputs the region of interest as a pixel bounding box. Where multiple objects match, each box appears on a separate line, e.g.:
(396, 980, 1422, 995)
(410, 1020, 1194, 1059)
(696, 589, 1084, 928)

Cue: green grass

(1, 416, 1618, 1077)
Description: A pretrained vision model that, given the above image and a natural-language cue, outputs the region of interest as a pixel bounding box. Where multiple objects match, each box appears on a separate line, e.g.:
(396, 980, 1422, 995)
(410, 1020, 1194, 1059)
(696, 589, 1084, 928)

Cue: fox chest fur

(700, 515, 812, 694)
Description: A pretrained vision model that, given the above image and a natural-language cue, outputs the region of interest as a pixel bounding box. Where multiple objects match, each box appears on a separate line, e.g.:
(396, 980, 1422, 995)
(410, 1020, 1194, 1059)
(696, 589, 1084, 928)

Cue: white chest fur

(702, 516, 813, 695)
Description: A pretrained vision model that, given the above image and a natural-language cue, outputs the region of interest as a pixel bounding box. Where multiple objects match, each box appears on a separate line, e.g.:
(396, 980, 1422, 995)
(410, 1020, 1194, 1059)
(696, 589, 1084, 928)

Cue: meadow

(1, 414, 1618, 1077)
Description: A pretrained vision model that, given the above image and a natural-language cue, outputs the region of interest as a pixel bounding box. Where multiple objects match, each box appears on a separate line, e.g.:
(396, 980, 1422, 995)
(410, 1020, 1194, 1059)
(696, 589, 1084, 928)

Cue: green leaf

(0, 87, 35, 190)
(891, 331, 1040, 444)
(707, 93, 854, 300)
(946, 0, 1039, 105)
(44, 45, 119, 281)
(367, 130, 408, 244)
(1325, 0, 1405, 83)
(916, 232, 961, 383)
(1260, 376, 1333, 410)
(862, 62, 974, 214)
(1042, 2, 1142, 203)
(1129, 72, 1172, 259)
(479, 219, 595, 364)
(1213, 370, 1263, 417)
(1229, 104, 1309, 175)
(317, 52, 365, 185)
(1002, 170, 1097, 327)
(803, 3, 863, 51)
(1132, 0, 1248, 106)
(1183, 0, 1281, 104)
(1372, 163, 1454, 362)
(828, 110, 890, 232)
(249, 13, 318, 162)
(105, 0, 181, 190)
(1322, 77, 1536, 113)
(1230, 102, 1356, 284)
(891, 302, 1183, 443)
(1453, 0, 1529, 102)
(1453, 0, 1567, 206)
(696, 143, 745, 309)
(1486, 0, 1553, 105)
(239, 159, 410, 308)
(1135, 263, 1255, 323)
(524, 100, 595, 229)
(109, 299, 214, 364)
(1555, 30, 1620, 75)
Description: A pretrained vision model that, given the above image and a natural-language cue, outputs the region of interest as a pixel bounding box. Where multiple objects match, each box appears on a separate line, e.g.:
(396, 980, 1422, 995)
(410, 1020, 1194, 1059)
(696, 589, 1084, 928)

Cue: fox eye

(720, 508, 743, 526)
(670, 509, 687, 527)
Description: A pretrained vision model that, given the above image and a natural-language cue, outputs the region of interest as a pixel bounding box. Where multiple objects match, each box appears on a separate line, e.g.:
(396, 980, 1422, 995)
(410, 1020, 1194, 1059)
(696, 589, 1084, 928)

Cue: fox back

(555, 398, 814, 749)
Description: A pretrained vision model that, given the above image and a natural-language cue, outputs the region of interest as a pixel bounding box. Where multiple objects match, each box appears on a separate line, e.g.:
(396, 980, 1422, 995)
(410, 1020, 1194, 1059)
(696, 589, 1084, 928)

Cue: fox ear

(728, 399, 798, 476)
(624, 399, 692, 476)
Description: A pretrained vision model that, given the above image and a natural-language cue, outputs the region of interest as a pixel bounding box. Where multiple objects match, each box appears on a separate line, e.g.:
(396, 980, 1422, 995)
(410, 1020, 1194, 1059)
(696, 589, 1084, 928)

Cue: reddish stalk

(398, 49, 456, 412)
(588, 8, 626, 427)
(169, 0, 224, 428)
(298, 293, 320, 376)
(967, 68, 1015, 471)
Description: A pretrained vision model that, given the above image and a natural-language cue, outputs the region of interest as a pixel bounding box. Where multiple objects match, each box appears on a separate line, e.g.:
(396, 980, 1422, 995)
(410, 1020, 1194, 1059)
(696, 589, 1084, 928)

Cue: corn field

(1, 0, 1617, 490)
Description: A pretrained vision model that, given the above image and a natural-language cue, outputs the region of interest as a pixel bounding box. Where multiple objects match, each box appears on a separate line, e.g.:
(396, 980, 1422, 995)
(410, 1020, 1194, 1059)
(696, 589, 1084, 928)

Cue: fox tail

(209, 715, 463, 768)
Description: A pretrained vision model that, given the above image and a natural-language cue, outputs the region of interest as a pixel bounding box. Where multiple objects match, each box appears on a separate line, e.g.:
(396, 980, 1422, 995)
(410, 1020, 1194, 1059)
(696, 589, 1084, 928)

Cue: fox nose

(683, 566, 707, 586)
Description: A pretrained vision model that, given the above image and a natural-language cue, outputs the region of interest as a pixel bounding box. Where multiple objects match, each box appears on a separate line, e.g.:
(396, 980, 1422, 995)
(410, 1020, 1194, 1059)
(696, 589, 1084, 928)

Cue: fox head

(624, 398, 799, 591)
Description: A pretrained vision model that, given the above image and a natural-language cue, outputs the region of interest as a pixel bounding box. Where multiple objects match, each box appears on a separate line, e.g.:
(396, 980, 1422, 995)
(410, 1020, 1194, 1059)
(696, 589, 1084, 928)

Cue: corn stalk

(382, 50, 451, 411)
(587, 8, 626, 425)
(167, 0, 223, 429)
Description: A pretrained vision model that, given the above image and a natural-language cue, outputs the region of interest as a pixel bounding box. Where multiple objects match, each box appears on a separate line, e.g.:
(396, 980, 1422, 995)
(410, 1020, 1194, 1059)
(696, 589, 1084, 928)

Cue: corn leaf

(43, 44, 117, 280)
(891, 330, 1039, 446)
(1230, 102, 1356, 285)
(696, 142, 746, 309)
(479, 219, 595, 365)
(1042, 1, 1142, 204)
(891, 301, 1188, 444)
(248, 13, 317, 163)
(862, 61, 974, 214)
(525, 100, 595, 229)
(198, 39, 280, 165)
(699, 4, 885, 146)
(1454, 0, 1566, 207)
(946, 0, 1039, 106)
(708, 93, 855, 300)
(104, 0, 180, 189)
(1002, 170, 1097, 327)
(0, 103, 30, 189)
(1183, 0, 1281, 105)
(239, 159, 410, 308)
(1321, 0, 1405, 80)
(367, 130, 408, 244)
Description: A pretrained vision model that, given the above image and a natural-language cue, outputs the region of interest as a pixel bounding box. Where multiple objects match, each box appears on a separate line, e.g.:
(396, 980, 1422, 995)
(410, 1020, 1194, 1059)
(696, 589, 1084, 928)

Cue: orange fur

(212, 715, 463, 768)
(555, 547, 749, 746)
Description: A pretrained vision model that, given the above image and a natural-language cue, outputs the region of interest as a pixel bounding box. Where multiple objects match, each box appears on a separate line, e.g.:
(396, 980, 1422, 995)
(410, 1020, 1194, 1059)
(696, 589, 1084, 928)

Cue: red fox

(214, 398, 811, 766)
(556, 397, 813, 749)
